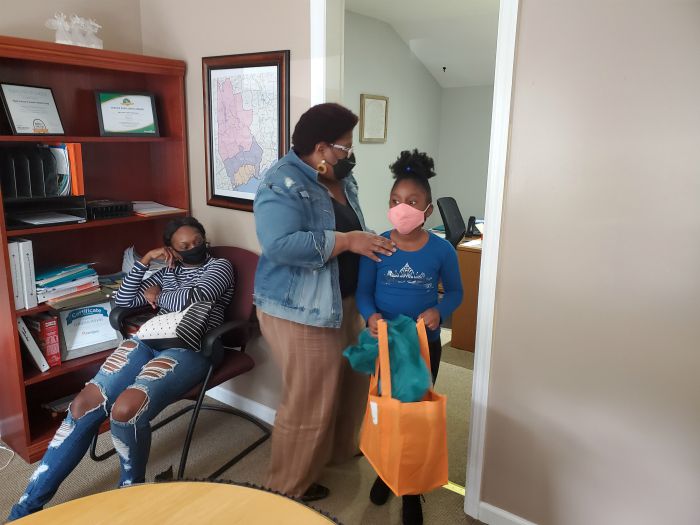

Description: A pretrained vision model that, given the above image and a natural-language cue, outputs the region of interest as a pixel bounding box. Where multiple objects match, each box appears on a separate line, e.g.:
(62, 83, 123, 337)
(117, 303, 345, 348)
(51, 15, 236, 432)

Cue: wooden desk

(450, 242, 482, 352)
(17, 481, 337, 524)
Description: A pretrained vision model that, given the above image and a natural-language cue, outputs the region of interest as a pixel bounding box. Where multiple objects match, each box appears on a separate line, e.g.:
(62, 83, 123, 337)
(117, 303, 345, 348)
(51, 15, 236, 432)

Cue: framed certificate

(58, 301, 123, 361)
(0, 83, 65, 135)
(95, 91, 160, 136)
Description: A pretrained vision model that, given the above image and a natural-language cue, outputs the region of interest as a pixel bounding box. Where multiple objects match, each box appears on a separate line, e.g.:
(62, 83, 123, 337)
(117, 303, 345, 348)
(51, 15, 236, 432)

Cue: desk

(450, 242, 482, 352)
(17, 481, 337, 524)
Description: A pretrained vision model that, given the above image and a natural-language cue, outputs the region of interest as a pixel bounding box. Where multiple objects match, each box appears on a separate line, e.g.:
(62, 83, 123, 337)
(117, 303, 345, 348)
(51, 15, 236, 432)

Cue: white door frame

(310, 0, 520, 520)
(465, 0, 520, 518)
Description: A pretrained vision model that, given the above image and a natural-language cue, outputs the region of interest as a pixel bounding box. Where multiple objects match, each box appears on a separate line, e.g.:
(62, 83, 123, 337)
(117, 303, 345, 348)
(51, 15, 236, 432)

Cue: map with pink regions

(212, 70, 278, 196)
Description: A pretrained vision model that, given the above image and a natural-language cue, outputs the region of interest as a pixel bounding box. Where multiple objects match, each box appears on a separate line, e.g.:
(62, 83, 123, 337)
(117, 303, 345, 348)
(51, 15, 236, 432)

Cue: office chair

(89, 246, 270, 480)
(436, 197, 467, 248)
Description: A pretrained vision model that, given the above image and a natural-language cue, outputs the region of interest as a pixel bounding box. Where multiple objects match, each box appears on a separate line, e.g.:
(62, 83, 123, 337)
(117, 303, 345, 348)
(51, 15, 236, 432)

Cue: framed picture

(0, 83, 64, 135)
(360, 94, 388, 144)
(203, 50, 290, 211)
(95, 92, 159, 136)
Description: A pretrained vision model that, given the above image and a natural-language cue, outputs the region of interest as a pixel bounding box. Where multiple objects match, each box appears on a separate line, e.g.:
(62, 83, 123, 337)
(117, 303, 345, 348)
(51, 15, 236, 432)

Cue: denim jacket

(253, 149, 367, 328)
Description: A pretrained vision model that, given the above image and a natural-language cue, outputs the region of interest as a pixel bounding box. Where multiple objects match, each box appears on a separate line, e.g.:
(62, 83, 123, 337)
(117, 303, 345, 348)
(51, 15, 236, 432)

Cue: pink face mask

(387, 203, 430, 234)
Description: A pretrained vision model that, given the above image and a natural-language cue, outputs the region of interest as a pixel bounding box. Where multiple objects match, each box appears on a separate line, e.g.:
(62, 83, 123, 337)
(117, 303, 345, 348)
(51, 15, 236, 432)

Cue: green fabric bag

(343, 314, 431, 402)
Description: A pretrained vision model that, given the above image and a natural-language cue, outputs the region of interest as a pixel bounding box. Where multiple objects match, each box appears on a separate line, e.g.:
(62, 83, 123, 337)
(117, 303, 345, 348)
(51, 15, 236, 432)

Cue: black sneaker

(402, 495, 423, 525)
(301, 483, 330, 502)
(369, 476, 392, 505)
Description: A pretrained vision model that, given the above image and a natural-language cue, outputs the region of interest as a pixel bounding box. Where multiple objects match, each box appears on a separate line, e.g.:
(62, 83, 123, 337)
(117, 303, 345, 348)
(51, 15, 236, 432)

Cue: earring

(316, 159, 327, 175)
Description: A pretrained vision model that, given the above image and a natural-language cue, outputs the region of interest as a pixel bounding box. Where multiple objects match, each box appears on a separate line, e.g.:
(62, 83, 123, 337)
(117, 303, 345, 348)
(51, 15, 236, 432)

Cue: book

(47, 144, 71, 196)
(25, 313, 61, 368)
(8, 241, 25, 310)
(37, 267, 97, 289)
(132, 201, 186, 217)
(36, 263, 94, 287)
(15, 238, 37, 309)
(47, 287, 111, 310)
(17, 317, 49, 372)
(37, 275, 100, 303)
(41, 393, 77, 418)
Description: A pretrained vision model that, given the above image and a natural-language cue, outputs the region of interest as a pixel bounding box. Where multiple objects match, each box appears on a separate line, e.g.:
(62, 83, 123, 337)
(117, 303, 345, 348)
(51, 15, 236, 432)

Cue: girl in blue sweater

(355, 150, 463, 525)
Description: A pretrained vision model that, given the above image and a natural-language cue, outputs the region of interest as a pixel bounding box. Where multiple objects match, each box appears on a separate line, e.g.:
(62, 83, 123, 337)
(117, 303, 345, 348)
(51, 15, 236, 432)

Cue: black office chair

(436, 197, 467, 248)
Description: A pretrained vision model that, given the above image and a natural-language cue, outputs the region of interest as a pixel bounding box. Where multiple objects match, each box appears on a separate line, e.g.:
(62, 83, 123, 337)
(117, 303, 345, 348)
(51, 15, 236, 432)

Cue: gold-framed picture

(359, 94, 388, 144)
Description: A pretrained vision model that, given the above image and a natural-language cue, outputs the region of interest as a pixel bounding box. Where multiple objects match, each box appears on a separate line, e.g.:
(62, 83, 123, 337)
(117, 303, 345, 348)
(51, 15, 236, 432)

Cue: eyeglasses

(330, 143, 353, 157)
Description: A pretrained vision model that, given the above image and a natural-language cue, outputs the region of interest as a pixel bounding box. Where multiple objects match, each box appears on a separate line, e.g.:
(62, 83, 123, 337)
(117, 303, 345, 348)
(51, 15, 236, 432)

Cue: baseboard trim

(479, 502, 537, 525)
(206, 386, 277, 426)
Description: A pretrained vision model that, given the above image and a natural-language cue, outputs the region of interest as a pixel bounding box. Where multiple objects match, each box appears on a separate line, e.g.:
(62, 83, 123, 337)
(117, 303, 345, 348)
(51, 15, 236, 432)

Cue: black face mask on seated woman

(177, 242, 208, 265)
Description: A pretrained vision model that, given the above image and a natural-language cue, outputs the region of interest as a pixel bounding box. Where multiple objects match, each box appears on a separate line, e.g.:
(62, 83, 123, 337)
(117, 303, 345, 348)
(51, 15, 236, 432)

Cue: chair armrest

(202, 319, 250, 361)
(110, 306, 151, 332)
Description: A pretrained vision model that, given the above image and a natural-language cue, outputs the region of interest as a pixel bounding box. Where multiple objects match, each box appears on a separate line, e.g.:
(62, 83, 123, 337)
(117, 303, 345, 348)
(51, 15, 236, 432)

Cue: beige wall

(482, 1, 700, 524)
(0, 0, 142, 53)
(138, 0, 311, 410)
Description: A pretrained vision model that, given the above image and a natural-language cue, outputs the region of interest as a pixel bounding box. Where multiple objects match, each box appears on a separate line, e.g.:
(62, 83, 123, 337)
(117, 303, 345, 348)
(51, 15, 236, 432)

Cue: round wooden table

(17, 481, 339, 524)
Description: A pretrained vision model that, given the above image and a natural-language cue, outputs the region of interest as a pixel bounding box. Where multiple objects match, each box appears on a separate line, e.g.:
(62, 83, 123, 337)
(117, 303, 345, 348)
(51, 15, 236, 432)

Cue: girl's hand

(368, 312, 383, 338)
(418, 308, 441, 331)
(143, 285, 162, 309)
(141, 247, 182, 268)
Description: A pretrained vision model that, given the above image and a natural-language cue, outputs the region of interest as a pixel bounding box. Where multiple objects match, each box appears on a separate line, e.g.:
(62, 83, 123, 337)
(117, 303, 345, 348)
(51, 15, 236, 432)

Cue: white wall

(139, 0, 313, 413)
(482, 1, 700, 524)
(0, 0, 142, 53)
(435, 85, 493, 220)
(343, 10, 442, 233)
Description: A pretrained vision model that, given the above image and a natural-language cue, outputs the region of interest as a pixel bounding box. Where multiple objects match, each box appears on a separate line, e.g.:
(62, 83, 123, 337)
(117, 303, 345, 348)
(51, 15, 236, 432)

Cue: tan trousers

(258, 297, 369, 497)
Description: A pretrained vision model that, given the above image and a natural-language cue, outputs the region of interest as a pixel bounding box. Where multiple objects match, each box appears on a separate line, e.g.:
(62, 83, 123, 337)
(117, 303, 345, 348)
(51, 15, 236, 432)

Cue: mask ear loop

(0, 443, 14, 471)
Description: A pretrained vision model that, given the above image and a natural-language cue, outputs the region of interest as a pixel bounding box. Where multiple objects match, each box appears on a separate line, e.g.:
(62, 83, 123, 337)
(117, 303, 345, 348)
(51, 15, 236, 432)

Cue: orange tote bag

(359, 318, 448, 496)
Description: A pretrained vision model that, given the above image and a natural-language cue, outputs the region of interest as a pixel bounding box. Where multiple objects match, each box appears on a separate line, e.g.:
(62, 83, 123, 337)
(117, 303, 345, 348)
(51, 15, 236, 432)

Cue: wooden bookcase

(0, 36, 189, 463)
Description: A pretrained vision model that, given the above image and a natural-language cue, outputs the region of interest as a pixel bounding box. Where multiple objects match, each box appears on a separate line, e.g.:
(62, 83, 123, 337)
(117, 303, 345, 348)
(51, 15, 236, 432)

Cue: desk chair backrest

(436, 197, 466, 248)
(209, 246, 259, 323)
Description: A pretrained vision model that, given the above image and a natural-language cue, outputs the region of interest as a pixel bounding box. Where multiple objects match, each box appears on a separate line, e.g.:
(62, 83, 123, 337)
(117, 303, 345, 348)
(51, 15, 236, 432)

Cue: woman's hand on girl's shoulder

(344, 231, 396, 262)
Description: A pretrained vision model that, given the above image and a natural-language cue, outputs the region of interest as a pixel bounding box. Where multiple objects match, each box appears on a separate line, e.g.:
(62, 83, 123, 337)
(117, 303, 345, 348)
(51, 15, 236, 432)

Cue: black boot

(402, 495, 423, 525)
(369, 476, 392, 505)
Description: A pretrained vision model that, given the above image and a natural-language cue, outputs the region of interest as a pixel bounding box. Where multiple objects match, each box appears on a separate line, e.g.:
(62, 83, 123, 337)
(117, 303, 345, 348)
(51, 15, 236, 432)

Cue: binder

(7, 240, 25, 310)
(15, 238, 37, 309)
(66, 143, 84, 196)
(17, 317, 50, 372)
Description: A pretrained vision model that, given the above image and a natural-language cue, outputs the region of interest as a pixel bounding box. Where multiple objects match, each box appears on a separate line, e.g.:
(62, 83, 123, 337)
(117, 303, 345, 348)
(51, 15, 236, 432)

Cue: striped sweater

(114, 255, 235, 331)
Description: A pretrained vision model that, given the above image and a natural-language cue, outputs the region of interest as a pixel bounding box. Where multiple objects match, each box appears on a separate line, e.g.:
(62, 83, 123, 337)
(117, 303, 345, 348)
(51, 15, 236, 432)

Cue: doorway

(313, 0, 519, 521)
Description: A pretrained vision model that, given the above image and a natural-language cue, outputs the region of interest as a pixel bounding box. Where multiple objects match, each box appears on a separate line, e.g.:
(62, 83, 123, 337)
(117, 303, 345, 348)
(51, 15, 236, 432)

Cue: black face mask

(177, 243, 208, 265)
(332, 153, 356, 180)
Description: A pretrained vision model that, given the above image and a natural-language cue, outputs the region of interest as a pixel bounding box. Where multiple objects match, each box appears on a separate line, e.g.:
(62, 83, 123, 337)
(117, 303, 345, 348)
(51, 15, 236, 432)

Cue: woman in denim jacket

(254, 103, 395, 502)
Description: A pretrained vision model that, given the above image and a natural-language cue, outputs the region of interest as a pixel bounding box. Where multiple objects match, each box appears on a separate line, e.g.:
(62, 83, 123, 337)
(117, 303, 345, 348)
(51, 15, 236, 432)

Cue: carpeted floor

(0, 342, 476, 524)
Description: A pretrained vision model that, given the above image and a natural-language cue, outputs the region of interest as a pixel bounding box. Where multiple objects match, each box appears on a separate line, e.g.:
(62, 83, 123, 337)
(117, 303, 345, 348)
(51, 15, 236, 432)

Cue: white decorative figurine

(45, 13, 71, 45)
(45, 14, 103, 49)
(84, 19, 103, 49)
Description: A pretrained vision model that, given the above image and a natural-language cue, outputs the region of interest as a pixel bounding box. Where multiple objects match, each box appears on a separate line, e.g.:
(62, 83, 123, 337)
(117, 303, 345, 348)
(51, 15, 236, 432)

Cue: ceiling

(345, 0, 500, 88)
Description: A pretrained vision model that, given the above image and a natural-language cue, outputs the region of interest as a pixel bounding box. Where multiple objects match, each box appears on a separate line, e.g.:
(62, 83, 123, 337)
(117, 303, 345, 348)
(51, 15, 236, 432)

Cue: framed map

(203, 50, 290, 211)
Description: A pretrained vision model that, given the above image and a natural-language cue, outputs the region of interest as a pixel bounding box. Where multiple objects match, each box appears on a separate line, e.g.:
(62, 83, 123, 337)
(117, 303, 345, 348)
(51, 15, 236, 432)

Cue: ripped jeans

(8, 338, 209, 521)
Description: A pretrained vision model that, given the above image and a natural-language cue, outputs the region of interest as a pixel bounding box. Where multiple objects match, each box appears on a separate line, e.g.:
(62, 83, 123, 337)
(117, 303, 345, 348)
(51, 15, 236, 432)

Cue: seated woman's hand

(141, 246, 182, 268)
(346, 231, 396, 262)
(143, 285, 162, 309)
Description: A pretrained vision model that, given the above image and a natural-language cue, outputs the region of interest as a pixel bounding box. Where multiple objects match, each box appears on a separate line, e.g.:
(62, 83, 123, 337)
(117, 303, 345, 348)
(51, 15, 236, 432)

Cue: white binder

(17, 317, 49, 372)
(15, 238, 37, 309)
(7, 241, 25, 310)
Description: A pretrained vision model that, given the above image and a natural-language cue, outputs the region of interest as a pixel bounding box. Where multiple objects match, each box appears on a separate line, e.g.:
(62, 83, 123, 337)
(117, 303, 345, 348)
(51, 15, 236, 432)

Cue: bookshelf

(0, 36, 189, 463)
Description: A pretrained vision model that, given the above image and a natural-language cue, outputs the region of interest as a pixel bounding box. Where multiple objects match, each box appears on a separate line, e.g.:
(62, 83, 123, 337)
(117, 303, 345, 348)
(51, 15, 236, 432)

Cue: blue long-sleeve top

(355, 231, 463, 341)
(114, 255, 235, 331)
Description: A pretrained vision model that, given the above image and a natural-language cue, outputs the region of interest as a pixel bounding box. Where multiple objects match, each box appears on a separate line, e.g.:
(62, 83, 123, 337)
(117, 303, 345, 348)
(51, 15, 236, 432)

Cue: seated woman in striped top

(8, 216, 235, 522)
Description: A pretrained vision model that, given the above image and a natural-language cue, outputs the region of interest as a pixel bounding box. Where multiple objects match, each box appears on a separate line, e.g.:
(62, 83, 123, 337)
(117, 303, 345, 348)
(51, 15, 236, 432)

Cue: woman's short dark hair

(390, 149, 437, 202)
(163, 216, 206, 246)
(292, 103, 359, 155)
